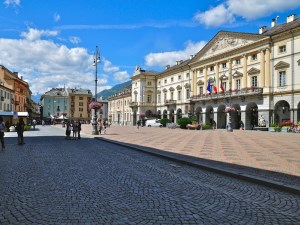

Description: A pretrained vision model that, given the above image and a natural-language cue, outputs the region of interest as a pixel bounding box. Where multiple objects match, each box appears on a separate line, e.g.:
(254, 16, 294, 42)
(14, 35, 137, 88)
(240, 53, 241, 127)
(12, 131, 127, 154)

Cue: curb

(95, 137, 300, 196)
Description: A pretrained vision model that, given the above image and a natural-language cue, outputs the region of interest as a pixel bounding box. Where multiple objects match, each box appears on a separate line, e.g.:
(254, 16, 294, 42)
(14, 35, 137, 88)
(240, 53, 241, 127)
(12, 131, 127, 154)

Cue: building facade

(68, 88, 92, 121)
(108, 85, 132, 125)
(127, 14, 300, 130)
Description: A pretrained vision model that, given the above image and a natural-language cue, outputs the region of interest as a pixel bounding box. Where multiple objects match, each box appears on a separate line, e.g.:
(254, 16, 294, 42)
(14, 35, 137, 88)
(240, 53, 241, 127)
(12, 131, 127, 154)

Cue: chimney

(271, 16, 279, 27)
(190, 55, 194, 59)
(287, 14, 296, 23)
(165, 65, 170, 70)
(20, 76, 23, 80)
(176, 61, 180, 65)
(259, 26, 267, 34)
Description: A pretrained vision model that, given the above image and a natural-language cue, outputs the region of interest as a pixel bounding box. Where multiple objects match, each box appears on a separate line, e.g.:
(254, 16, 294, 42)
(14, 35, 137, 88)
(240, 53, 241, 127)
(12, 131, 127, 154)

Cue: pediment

(176, 85, 182, 90)
(219, 75, 228, 80)
(248, 67, 260, 75)
(232, 71, 243, 78)
(274, 61, 290, 70)
(169, 87, 175, 91)
(162, 88, 168, 92)
(146, 90, 153, 93)
(184, 83, 191, 88)
(191, 31, 265, 63)
(197, 80, 204, 85)
(134, 90, 138, 94)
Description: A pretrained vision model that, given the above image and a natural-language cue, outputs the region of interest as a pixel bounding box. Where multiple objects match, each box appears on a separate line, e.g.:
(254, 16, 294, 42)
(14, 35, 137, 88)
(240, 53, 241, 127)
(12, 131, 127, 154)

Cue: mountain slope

(96, 80, 131, 100)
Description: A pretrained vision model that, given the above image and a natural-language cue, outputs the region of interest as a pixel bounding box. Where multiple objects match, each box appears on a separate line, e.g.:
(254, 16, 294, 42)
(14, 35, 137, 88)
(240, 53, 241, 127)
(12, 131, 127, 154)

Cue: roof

(261, 17, 300, 36)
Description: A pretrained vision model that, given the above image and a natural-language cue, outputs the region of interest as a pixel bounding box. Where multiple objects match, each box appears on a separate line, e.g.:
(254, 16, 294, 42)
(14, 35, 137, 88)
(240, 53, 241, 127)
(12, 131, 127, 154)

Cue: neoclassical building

(130, 14, 300, 130)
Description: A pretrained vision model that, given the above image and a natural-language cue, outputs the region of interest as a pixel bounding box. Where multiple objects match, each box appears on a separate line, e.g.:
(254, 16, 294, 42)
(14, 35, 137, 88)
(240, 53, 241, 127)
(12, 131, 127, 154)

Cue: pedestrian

(16, 117, 25, 145)
(42, 120, 45, 126)
(77, 120, 81, 139)
(98, 119, 102, 134)
(72, 121, 78, 140)
(137, 120, 141, 129)
(0, 116, 5, 151)
(65, 121, 71, 140)
(32, 119, 36, 130)
(103, 121, 107, 134)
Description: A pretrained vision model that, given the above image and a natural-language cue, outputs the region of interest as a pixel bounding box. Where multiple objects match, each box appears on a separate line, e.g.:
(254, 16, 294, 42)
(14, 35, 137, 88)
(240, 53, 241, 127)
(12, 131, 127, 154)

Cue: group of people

(65, 120, 82, 140)
(97, 119, 108, 134)
(0, 116, 26, 151)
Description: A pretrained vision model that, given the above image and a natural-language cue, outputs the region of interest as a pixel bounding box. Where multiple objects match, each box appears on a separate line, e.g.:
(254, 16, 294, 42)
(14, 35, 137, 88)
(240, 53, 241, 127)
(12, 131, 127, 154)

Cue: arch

(163, 109, 168, 119)
(205, 106, 214, 125)
(245, 102, 258, 130)
(195, 106, 203, 123)
(157, 110, 161, 119)
(169, 109, 175, 122)
(231, 104, 242, 129)
(217, 104, 226, 129)
(145, 110, 153, 118)
(274, 100, 290, 125)
(176, 108, 182, 121)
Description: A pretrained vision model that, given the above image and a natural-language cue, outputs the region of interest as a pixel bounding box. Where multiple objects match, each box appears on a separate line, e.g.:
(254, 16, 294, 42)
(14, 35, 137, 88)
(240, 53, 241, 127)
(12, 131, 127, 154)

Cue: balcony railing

(129, 101, 138, 107)
(164, 100, 177, 106)
(191, 87, 263, 101)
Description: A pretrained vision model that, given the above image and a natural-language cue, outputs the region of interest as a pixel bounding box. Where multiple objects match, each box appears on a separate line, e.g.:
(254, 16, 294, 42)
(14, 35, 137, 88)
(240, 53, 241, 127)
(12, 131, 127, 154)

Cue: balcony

(164, 100, 177, 106)
(15, 101, 20, 105)
(129, 101, 138, 107)
(190, 87, 263, 102)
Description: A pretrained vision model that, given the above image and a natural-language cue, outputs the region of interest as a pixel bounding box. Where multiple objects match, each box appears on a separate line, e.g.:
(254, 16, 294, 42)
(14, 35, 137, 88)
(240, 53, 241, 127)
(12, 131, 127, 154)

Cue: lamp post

(227, 81, 233, 132)
(92, 46, 100, 135)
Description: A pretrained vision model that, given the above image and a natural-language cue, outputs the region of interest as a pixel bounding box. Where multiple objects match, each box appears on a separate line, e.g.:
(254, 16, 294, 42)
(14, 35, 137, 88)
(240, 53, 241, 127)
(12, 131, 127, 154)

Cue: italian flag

(213, 77, 217, 93)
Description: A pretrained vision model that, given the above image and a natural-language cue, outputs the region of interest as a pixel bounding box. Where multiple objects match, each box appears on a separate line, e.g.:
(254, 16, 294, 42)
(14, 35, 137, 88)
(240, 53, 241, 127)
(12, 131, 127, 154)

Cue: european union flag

(206, 79, 211, 93)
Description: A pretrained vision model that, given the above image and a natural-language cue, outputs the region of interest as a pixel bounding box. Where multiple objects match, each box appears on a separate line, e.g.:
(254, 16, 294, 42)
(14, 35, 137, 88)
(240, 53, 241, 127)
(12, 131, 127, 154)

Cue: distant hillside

(96, 80, 131, 100)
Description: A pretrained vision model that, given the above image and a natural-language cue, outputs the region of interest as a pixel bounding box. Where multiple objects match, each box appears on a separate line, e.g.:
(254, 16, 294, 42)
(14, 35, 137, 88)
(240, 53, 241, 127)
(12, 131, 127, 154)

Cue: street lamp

(92, 46, 100, 135)
(226, 81, 233, 132)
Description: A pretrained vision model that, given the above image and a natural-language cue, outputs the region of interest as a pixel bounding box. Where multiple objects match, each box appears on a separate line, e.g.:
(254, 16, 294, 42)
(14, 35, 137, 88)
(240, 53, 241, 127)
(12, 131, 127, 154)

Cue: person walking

(72, 121, 78, 140)
(137, 120, 141, 129)
(16, 117, 25, 145)
(77, 120, 81, 139)
(65, 121, 71, 140)
(32, 119, 36, 130)
(0, 116, 5, 151)
(98, 119, 103, 134)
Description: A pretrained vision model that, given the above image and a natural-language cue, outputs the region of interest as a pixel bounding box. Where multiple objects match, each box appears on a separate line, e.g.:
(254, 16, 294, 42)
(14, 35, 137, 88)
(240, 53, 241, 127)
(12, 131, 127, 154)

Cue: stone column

(242, 54, 247, 88)
(191, 69, 196, 96)
(265, 48, 271, 88)
(260, 49, 265, 87)
(204, 66, 208, 94)
(215, 63, 219, 93)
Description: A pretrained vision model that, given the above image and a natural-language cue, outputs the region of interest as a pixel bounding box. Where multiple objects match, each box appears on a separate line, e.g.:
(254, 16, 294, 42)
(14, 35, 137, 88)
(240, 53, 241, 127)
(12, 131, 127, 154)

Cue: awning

(0, 111, 29, 117)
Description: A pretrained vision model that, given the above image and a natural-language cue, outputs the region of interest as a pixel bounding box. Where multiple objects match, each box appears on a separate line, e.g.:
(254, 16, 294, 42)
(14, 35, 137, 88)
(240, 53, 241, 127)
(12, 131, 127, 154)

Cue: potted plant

(269, 123, 278, 132)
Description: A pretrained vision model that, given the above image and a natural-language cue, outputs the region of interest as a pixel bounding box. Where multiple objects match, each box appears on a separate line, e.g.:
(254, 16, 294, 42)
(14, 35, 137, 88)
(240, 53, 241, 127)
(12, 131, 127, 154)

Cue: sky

(1, 0, 300, 101)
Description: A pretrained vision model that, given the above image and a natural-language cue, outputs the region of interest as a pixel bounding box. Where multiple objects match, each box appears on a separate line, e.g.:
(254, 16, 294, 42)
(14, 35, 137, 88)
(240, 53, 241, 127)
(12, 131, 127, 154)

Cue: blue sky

(1, 0, 300, 101)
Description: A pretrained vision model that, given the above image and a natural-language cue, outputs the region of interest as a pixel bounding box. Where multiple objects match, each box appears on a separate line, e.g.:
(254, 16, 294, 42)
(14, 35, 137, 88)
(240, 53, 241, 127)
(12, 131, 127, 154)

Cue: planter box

(268, 127, 275, 132)
(281, 127, 289, 132)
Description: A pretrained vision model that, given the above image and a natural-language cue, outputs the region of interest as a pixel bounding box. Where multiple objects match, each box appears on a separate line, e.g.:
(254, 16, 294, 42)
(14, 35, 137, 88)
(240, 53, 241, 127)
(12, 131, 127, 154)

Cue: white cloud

(69, 36, 81, 44)
(113, 71, 130, 83)
(194, 4, 235, 27)
(54, 13, 61, 22)
(3, 0, 20, 7)
(103, 59, 119, 73)
(145, 40, 206, 67)
(21, 28, 58, 41)
(194, 0, 300, 27)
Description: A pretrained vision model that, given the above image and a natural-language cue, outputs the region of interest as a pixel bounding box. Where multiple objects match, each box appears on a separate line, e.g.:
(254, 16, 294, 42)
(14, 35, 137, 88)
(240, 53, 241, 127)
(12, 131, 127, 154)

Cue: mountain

(96, 80, 131, 100)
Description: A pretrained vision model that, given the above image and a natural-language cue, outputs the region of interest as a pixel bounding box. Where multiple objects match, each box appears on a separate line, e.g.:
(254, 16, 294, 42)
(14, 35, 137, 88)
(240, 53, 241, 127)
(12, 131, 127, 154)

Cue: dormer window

(251, 54, 257, 61)
(279, 45, 286, 53)
(210, 66, 214, 72)
(222, 63, 227, 68)
(235, 59, 240, 65)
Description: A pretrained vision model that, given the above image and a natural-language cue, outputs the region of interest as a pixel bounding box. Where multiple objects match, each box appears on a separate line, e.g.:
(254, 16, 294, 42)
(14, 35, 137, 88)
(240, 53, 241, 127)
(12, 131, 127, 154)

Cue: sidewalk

(79, 124, 300, 194)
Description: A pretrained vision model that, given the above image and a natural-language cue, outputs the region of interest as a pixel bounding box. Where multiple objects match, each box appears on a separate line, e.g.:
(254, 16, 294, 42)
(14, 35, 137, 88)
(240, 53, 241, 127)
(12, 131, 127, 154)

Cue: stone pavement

(78, 124, 300, 194)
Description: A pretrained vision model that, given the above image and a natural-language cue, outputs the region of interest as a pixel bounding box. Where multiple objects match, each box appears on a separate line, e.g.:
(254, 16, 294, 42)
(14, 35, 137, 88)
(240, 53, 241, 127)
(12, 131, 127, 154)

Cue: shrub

(24, 125, 32, 131)
(177, 117, 193, 129)
(160, 118, 170, 127)
(202, 124, 212, 130)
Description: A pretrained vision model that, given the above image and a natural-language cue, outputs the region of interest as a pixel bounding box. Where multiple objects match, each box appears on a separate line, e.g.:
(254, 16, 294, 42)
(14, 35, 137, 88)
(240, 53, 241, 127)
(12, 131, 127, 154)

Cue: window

(164, 79, 167, 84)
(279, 45, 286, 53)
(147, 95, 151, 103)
(147, 81, 152, 86)
(210, 66, 214, 71)
(158, 94, 161, 103)
(222, 82, 227, 91)
(170, 92, 174, 100)
(164, 93, 167, 102)
(279, 71, 286, 87)
(186, 73, 190, 78)
(251, 54, 257, 61)
(178, 75, 181, 80)
(79, 102, 83, 106)
(200, 69, 203, 74)
(199, 87, 203, 96)
(236, 79, 241, 90)
(79, 108, 83, 111)
(252, 76, 258, 87)
(178, 90, 181, 100)
(171, 77, 174, 82)
(235, 59, 241, 65)
(79, 97, 83, 100)
(158, 81, 161, 85)
(222, 63, 227, 68)
(134, 94, 137, 102)
(186, 89, 190, 99)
